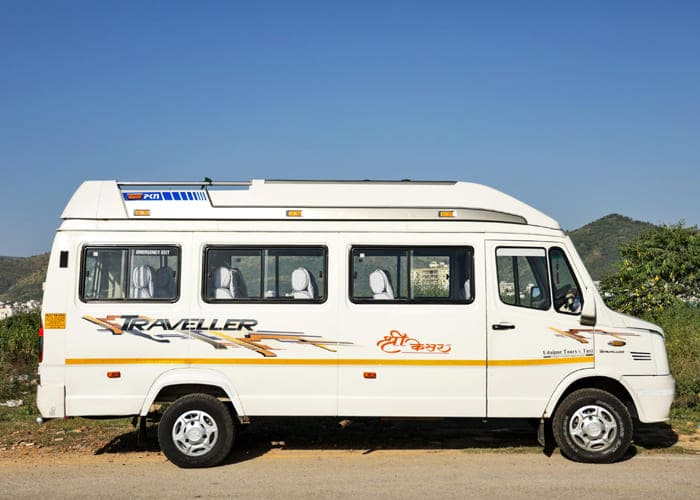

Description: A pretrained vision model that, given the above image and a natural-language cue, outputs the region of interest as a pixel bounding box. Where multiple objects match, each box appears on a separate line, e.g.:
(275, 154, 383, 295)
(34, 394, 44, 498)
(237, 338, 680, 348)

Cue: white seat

(369, 269, 394, 300)
(153, 266, 176, 299)
(463, 279, 471, 301)
(291, 267, 315, 299)
(213, 267, 233, 299)
(213, 266, 248, 299)
(130, 265, 154, 299)
(230, 268, 248, 298)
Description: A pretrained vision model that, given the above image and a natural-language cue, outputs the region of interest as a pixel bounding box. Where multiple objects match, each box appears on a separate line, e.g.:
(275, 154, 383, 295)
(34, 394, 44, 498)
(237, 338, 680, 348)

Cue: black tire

(553, 388, 632, 463)
(157, 393, 235, 468)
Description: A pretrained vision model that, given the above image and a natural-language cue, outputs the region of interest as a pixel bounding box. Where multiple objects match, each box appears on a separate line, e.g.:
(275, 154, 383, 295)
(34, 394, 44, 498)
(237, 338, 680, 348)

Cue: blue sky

(1, 1, 698, 256)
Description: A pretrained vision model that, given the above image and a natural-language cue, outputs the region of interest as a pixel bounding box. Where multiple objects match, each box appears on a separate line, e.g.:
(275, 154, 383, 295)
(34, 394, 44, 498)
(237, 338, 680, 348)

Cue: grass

(670, 407, 700, 435)
(0, 387, 134, 452)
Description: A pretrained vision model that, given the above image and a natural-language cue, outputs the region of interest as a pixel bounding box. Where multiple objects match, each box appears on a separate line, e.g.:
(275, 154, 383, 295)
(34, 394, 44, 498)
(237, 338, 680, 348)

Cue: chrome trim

(264, 179, 458, 185)
(199, 206, 527, 224)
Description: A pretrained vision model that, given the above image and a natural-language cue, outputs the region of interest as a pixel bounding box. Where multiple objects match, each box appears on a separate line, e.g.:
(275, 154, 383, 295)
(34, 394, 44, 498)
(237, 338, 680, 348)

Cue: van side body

(38, 180, 675, 466)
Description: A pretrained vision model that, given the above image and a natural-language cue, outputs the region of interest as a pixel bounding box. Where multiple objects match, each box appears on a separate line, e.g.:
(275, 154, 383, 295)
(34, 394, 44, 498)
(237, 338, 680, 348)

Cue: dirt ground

(1, 415, 698, 465)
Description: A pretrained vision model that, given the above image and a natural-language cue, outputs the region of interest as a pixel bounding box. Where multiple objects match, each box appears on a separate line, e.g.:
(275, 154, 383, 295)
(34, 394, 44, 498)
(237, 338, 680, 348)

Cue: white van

(37, 179, 674, 467)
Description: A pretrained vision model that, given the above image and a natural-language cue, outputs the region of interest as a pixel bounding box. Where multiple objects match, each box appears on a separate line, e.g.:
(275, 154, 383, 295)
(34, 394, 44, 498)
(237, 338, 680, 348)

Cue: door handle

(492, 323, 516, 330)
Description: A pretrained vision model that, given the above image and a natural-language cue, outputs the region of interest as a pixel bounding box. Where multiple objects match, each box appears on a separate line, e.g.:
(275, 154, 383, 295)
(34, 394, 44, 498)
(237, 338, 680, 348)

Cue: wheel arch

(139, 368, 245, 417)
(544, 373, 638, 420)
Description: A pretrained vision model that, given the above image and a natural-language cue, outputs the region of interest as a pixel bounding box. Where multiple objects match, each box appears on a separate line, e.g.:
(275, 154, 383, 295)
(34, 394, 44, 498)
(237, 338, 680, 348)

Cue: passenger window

(81, 246, 180, 301)
(351, 246, 473, 303)
(411, 252, 450, 299)
(549, 247, 583, 314)
(208, 249, 262, 299)
(204, 246, 326, 302)
(352, 248, 408, 300)
(496, 247, 550, 310)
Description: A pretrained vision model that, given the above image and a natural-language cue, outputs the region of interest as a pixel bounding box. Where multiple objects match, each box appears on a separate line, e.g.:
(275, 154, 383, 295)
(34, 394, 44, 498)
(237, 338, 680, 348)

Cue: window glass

(82, 246, 180, 301)
(351, 247, 473, 303)
(352, 248, 408, 300)
(207, 248, 262, 299)
(204, 247, 326, 302)
(265, 248, 326, 299)
(496, 247, 550, 310)
(83, 248, 127, 300)
(411, 253, 450, 299)
(549, 247, 583, 314)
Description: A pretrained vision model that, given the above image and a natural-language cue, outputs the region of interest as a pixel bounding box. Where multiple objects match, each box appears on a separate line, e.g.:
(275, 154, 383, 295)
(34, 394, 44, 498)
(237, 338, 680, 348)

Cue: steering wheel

(554, 284, 573, 310)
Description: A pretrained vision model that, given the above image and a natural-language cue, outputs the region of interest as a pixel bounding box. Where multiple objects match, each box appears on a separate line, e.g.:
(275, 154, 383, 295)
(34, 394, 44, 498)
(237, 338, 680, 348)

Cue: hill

(0, 253, 49, 303)
(568, 214, 654, 280)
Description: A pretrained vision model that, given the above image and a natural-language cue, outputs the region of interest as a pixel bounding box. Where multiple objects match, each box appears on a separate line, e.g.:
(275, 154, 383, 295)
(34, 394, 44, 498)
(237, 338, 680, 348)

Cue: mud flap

(538, 419, 555, 457)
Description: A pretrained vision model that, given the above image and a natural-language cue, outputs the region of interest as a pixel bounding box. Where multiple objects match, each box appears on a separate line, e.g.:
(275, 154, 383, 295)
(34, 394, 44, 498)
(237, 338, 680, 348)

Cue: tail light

(38, 322, 44, 364)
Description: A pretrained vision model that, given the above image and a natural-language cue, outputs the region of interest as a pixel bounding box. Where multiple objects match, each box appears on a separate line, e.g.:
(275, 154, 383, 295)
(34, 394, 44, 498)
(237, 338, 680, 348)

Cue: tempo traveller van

(37, 179, 675, 467)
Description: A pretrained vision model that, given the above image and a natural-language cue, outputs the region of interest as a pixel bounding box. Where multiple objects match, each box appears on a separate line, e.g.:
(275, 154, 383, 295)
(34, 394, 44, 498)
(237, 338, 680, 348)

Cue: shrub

(644, 303, 700, 409)
(0, 311, 40, 370)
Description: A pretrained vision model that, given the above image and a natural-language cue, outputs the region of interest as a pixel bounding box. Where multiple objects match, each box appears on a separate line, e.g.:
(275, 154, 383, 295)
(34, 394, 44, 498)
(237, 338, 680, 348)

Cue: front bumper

(622, 374, 675, 423)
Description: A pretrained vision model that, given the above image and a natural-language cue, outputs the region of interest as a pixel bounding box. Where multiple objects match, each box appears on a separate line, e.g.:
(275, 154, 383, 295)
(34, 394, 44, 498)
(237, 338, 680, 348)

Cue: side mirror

(529, 286, 541, 307)
(580, 287, 596, 326)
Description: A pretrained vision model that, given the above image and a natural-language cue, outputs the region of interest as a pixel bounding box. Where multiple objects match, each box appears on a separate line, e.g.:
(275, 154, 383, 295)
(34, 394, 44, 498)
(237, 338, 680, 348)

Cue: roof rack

(117, 179, 457, 188)
(263, 179, 457, 185)
(118, 181, 252, 187)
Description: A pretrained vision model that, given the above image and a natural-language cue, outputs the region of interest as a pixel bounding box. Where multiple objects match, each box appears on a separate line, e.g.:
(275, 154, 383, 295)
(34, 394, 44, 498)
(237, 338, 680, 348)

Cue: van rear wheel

(157, 393, 235, 468)
(553, 388, 632, 463)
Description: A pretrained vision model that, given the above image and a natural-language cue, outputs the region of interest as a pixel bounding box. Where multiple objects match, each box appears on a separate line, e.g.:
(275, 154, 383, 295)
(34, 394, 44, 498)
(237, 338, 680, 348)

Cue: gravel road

(2, 450, 699, 499)
(1, 417, 697, 499)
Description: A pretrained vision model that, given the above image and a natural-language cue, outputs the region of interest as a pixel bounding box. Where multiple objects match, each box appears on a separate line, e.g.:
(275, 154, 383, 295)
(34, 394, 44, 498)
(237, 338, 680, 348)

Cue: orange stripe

(488, 356, 594, 366)
(65, 356, 593, 367)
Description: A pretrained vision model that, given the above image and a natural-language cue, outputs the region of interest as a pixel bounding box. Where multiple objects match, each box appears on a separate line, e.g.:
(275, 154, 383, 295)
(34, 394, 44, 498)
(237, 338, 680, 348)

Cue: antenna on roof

(201, 177, 213, 189)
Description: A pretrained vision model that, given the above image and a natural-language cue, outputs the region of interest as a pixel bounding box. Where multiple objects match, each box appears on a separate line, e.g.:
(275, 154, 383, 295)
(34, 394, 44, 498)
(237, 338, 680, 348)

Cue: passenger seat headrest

(369, 269, 387, 294)
(291, 267, 315, 299)
(369, 269, 394, 299)
(230, 267, 248, 298)
(291, 268, 309, 291)
(213, 266, 248, 299)
(214, 266, 232, 289)
(153, 266, 176, 298)
(131, 265, 154, 298)
(153, 267, 172, 287)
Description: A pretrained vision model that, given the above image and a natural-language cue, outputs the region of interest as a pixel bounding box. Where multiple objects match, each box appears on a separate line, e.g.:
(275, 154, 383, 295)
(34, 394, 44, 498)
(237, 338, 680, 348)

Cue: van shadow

(96, 417, 541, 462)
(632, 421, 678, 450)
(227, 417, 545, 465)
(94, 417, 679, 464)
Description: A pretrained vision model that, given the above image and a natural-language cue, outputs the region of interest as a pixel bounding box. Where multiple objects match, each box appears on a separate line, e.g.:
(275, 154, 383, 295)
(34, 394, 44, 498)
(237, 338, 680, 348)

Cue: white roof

(60, 179, 560, 229)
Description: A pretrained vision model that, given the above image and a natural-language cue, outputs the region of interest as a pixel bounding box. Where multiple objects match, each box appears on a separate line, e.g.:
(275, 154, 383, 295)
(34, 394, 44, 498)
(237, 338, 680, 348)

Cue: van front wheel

(553, 388, 632, 463)
(157, 393, 235, 468)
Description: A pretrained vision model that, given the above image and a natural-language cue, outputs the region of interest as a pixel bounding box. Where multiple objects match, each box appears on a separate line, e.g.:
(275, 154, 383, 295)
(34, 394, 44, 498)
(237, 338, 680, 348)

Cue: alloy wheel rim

(568, 404, 618, 452)
(171, 409, 219, 457)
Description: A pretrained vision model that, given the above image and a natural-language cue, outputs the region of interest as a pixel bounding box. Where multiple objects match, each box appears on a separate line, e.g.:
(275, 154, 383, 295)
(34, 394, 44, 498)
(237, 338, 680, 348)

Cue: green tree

(601, 223, 700, 315)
